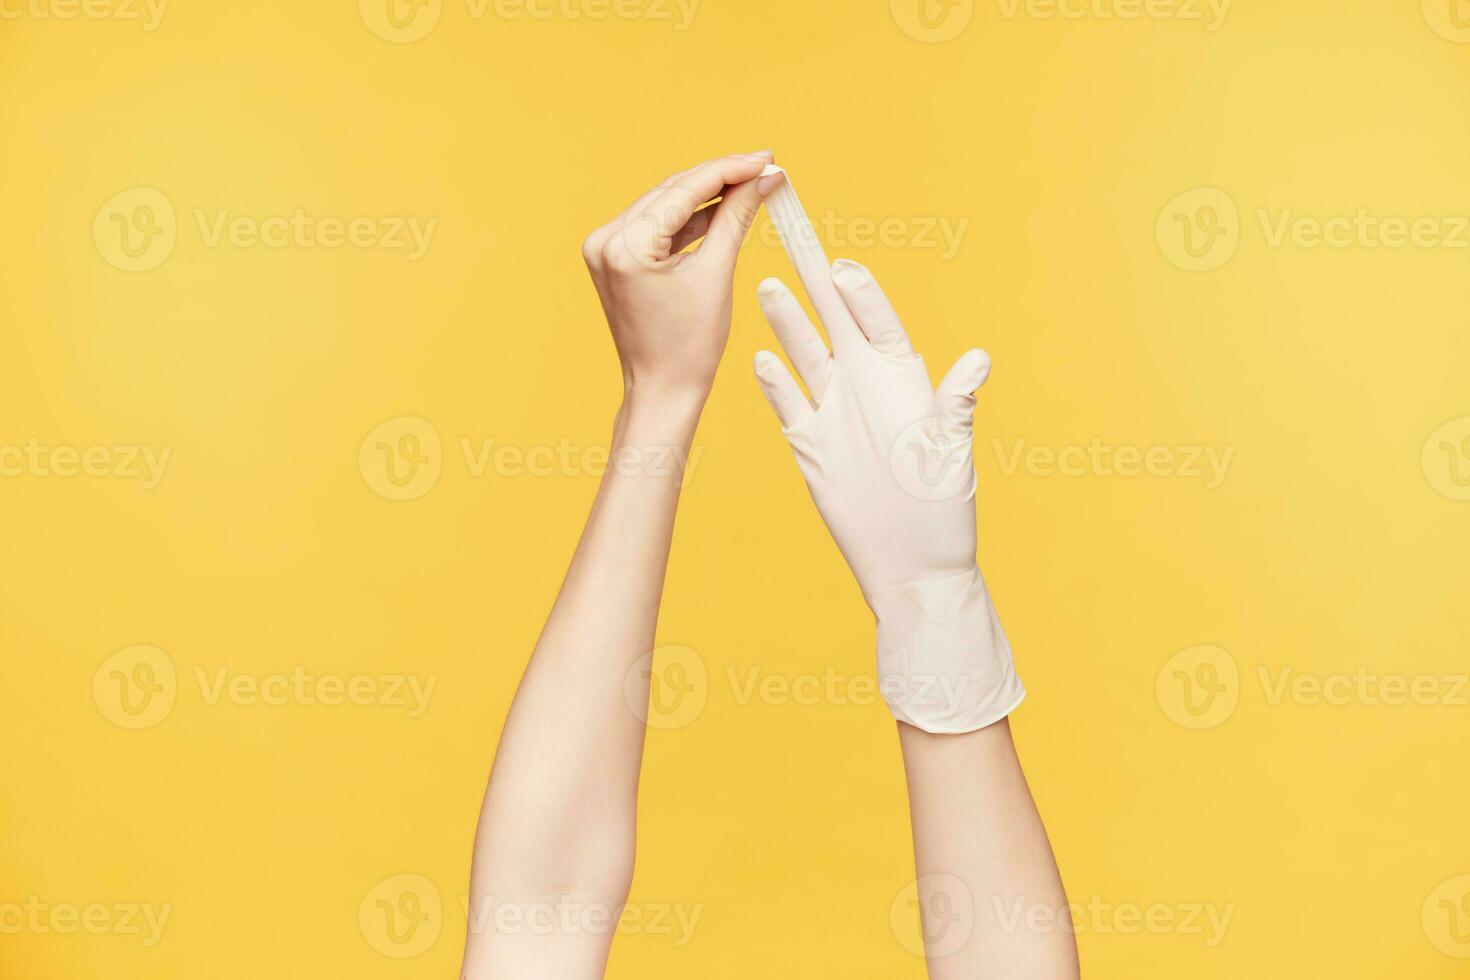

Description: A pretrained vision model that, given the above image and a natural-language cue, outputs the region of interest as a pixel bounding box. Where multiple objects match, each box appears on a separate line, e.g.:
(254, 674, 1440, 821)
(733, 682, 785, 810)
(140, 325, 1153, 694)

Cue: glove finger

(761, 168, 868, 355)
(934, 348, 992, 445)
(831, 259, 916, 357)
(757, 277, 832, 402)
(753, 351, 814, 430)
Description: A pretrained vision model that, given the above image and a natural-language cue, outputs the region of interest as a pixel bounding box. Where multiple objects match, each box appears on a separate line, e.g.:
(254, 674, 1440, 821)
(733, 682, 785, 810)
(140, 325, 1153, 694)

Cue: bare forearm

(898, 720, 1080, 979)
(462, 390, 702, 975)
(457, 151, 777, 978)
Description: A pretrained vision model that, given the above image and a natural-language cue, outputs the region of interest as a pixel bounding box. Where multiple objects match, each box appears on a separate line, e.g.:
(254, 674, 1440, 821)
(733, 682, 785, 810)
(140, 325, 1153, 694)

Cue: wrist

(607, 384, 706, 480)
(622, 377, 706, 432)
(621, 380, 709, 422)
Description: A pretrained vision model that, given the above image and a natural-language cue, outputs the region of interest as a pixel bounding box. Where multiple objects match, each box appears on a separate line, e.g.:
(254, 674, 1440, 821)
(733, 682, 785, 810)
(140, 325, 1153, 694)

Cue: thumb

(702, 172, 780, 267)
(933, 348, 992, 446)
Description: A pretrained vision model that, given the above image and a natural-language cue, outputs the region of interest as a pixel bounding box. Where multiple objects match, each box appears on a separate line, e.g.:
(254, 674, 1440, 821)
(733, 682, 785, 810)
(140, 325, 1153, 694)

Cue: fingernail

(832, 258, 863, 284)
(757, 277, 784, 296)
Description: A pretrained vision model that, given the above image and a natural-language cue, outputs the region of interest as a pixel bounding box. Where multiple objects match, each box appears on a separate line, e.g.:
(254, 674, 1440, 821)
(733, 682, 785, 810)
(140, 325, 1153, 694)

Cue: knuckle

(731, 197, 760, 225)
(581, 233, 603, 266)
(602, 244, 640, 273)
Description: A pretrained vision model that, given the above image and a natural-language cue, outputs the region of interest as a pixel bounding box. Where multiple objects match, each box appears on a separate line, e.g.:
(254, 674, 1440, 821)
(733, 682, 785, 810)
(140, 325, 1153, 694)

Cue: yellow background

(3, 0, 1469, 976)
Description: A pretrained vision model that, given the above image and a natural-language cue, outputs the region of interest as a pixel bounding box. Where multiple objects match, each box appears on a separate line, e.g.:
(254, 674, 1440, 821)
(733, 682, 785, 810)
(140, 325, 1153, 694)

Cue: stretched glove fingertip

(934, 349, 993, 439)
(955, 348, 992, 390)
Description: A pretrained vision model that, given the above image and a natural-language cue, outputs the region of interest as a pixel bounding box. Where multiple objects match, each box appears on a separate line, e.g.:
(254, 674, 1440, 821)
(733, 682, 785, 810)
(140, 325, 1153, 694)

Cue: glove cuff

(866, 567, 1026, 734)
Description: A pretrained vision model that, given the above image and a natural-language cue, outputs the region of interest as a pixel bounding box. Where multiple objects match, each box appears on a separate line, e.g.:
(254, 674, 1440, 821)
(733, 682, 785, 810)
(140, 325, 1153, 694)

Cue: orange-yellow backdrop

(3, 0, 1469, 976)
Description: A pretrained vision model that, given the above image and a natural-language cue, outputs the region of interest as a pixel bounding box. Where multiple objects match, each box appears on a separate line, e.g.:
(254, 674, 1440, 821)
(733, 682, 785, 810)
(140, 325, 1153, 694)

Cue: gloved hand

(752, 170, 1024, 734)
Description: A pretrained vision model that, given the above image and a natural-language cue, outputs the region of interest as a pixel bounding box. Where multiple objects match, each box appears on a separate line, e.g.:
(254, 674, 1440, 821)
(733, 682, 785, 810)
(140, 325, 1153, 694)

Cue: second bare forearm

(899, 720, 1080, 980)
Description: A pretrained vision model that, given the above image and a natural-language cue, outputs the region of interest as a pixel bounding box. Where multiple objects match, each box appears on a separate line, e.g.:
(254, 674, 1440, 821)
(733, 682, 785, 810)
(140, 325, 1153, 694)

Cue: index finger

(637, 153, 772, 245)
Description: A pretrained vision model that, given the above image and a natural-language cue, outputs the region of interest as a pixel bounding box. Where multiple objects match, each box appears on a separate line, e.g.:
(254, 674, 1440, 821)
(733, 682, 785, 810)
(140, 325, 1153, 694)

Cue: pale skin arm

(459, 151, 782, 980)
(899, 719, 1080, 978)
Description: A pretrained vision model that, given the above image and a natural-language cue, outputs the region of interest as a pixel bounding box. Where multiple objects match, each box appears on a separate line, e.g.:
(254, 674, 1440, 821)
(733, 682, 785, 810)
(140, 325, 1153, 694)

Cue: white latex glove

(753, 168, 1024, 734)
